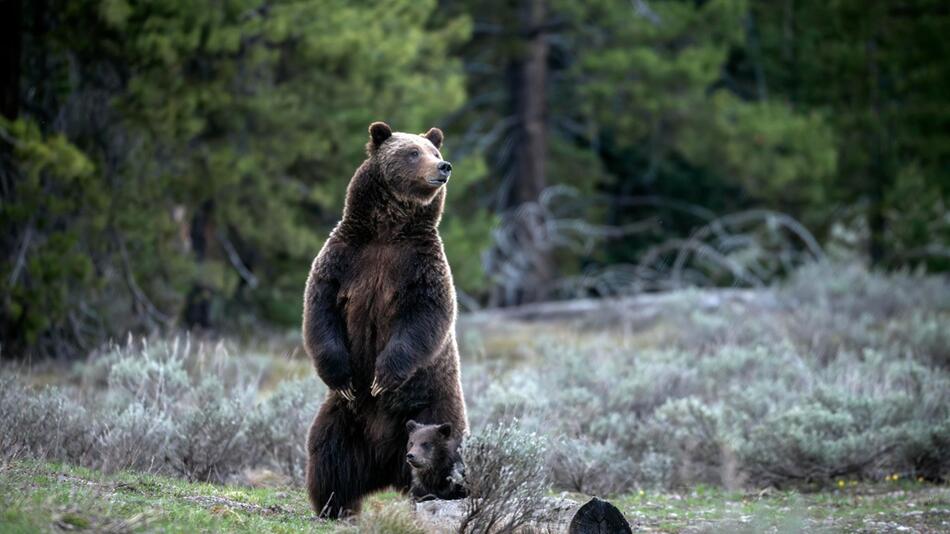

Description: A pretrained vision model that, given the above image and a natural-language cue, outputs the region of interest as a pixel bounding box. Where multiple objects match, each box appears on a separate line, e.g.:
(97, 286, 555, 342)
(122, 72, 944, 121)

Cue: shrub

(738, 394, 906, 485)
(898, 420, 950, 481)
(168, 379, 255, 482)
(463, 263, 949, 492)
(1, 337, 324, 486)
(548, 437, 637, 495)
(247, 378, 323, 484)
(639, 398, 731, 488)
(96, 401, 172, 474)
(333, 501, 428, 534)
(458, 422, 551, 534)
(0, 377, 97, 464)
(3, 261, 948, 496)
(783, 262, 949, 319)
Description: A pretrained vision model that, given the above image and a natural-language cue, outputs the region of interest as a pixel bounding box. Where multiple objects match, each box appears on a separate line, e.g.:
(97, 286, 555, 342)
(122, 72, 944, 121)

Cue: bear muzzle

(427, 161, 452, 185)
(406, 452, 425, 468)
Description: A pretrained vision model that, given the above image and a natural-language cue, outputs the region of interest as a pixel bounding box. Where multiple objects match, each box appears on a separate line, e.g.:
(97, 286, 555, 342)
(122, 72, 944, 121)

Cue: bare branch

(216, 230, 259, 289)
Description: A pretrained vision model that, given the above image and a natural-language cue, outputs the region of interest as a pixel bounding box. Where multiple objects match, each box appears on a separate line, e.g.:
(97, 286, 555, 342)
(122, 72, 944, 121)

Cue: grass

(1, 459, 947, 533)
(613, 483, 950, 533)
(0, 458, 324, 533)
(0, 458, 400, 533)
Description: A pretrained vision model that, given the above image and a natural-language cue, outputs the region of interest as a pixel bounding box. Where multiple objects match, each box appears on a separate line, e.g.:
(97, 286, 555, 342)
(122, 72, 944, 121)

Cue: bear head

(365, 122, 452, 205)
(405, 420, 454, 470)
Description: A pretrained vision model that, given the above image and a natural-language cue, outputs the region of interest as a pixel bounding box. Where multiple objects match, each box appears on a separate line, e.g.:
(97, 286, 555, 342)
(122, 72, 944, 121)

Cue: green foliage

(440, 153, 496, 298)
(3, 0, 477, 356)
(108, 0, 472, 325)
(679, 96, 836, 217)
(4, 0, 949, 358)
(752, 0, 950, 265)
(0, 118, 103, 353)
(570, 0, 837, 215)
(0, 460, 336, 533)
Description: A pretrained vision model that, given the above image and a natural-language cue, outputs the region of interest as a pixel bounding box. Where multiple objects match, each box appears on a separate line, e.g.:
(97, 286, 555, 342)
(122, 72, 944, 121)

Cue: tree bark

(494, 0, 553, 305)
(184, 200, 214, 329)
(515, 0, 548, 209)
(866, 33, 889, 266)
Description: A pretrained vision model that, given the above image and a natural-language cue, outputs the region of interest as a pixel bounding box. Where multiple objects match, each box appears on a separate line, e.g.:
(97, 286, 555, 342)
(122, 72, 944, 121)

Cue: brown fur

(406, 420, 467, 501)
(302, 122, 467, 517)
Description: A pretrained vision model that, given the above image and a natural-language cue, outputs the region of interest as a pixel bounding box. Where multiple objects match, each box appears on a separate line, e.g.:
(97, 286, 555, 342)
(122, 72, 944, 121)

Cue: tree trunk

(494, 0, 552, 306)
(184, 200, 214, 329)
(516, 0, 548, 208)
(866, 33, 889, 266)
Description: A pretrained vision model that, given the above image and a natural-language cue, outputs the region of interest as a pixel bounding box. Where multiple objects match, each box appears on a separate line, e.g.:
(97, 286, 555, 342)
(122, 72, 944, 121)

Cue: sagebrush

(1, 262, 947, 496)
(1, 337, 322, 484)
(461, 262, 950, 493)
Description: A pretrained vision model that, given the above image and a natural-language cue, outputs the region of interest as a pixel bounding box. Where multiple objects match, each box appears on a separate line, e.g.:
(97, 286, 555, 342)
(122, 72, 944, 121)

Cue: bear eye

(422, 442, 431, 450)
(409, 149, 420, 158)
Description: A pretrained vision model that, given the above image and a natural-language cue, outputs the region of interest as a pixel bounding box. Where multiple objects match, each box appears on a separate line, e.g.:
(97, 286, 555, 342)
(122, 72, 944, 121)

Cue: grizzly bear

(405, 420, 467, 501)
(302, 121, 468, 517)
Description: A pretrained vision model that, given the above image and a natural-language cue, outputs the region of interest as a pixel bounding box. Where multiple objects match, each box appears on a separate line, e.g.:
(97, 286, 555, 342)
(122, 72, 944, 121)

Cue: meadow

(1, 262, 948, 532)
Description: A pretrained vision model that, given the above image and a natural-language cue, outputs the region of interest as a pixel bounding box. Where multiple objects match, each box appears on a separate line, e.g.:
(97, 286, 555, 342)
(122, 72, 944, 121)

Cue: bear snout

(437, 161, 452, 177)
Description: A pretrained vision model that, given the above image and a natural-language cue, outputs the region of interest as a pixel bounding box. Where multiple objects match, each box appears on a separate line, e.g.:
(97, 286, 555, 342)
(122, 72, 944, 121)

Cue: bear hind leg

(306, 403, 374, 518)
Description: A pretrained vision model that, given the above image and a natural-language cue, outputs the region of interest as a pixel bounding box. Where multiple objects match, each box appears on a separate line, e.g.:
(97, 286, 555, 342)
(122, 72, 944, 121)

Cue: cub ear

(423, 127, 443, 149)
(369, 121, 393, 147)
(406, 420, 419, 433)
(437, 423, 453, 438)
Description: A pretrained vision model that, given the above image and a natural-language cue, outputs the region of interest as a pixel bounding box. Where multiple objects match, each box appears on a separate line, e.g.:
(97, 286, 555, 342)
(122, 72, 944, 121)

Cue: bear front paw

(370, 365, 409, 397)
(337, 381, 356, 402)
(317, 354, 353, 392)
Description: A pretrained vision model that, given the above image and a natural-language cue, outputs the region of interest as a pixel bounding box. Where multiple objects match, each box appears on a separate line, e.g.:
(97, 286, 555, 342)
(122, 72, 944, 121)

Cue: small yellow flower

(639, 489, 645, 496)
(917, 477, 924, 482)
(837, 479, 845, 488)
(894, 474, 900, 480)
(850, 480, 857, 486)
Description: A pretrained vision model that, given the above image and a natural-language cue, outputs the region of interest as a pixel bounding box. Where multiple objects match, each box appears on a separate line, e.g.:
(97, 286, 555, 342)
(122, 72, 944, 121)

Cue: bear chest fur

(337, 243, 406, 384)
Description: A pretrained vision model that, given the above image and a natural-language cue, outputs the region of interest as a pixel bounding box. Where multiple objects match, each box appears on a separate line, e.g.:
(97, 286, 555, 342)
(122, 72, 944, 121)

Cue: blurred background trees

(2, 0, 948, 358)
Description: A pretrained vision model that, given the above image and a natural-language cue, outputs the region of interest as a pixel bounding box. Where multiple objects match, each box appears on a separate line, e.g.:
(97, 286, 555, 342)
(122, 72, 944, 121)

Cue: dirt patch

(182, 494, 295, 516)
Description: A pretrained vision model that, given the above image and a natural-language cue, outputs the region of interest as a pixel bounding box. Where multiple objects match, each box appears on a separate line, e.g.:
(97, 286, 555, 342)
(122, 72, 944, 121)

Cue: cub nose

(406, 452, 415, 461)
(438, 161, 452, 176)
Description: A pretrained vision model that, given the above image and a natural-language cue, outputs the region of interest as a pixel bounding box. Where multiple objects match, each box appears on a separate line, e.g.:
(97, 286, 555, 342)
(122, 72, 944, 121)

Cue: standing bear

(302, 122, 468, 517)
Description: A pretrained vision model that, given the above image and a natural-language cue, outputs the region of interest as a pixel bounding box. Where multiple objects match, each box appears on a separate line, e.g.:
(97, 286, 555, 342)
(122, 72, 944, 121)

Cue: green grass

(2, 459, 947, 533)
(613, 483, 950, 533)
(0, 459, 401, 533)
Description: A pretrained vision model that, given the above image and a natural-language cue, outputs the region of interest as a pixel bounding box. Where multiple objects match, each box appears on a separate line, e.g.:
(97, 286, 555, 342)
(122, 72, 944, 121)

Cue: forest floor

(2, 459, 948, 533)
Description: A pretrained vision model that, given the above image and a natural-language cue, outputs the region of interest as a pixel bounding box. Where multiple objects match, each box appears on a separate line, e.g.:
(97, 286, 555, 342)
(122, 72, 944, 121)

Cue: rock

(567, 497, 632, 534)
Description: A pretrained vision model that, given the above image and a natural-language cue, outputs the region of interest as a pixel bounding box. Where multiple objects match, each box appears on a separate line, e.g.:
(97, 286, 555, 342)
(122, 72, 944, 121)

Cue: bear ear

(437, 423, 453, 438)
(369, 121, 393, 147)
(423, 127, 443, 149)
(406, 420, 419, 433)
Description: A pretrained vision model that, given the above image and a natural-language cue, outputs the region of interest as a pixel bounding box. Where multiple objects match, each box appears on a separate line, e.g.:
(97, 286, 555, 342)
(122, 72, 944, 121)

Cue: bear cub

(405, 420, 467, 501)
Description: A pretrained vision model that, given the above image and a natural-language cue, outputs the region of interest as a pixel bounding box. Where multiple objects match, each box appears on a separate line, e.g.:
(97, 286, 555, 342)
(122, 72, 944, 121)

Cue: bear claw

(370, 377, 385, 397)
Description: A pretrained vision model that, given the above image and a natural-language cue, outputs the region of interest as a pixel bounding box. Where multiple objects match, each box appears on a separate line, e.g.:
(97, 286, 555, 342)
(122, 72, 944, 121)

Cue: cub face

(367, 121, 452, 205)
(405, 420, 454, 470)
